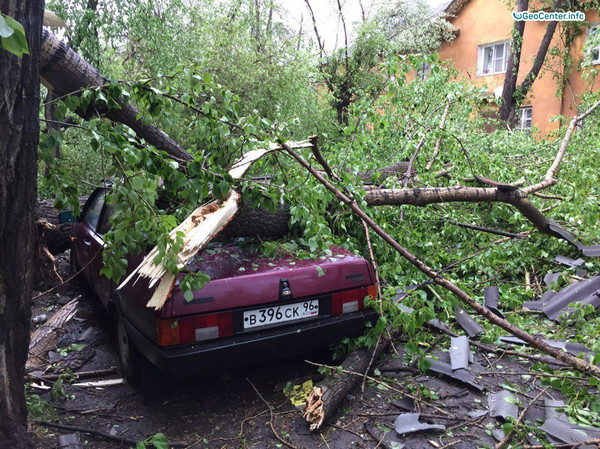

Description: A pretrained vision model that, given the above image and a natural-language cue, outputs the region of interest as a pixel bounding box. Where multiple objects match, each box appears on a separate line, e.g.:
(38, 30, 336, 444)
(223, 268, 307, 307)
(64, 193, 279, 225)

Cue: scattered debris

(541, 418, 589, 444)
(58, 433, 81, 449)
(37, 421, 187, 447)
(28, 297, 79, 368)
(393, 413, 446, 435)
(554, 255, 584, 268)
(540, 276, 600, 321)
(488, 390, 518, 420)
(523, 290, 556, 311)
(427, 360, 484, 392)
(449, 336, 471, 371)
(544, 272, 561, 287)
(364, 420, 405, 449)
(72, 378, 126, 388)
(453, 306, 484, 338)
(499, 336, 595, 360)
(304, 342, 388, 430)
(391, 398, 416, 412)
(283, 380, 313, 407)
(32, 314, 48, 325)
(581, 245, 600, 257)
(484, 286, 506, 319)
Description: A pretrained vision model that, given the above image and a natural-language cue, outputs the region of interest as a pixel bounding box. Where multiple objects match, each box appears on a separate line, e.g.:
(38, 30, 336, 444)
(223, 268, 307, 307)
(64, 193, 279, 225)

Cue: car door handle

(83, 239, 92, 247)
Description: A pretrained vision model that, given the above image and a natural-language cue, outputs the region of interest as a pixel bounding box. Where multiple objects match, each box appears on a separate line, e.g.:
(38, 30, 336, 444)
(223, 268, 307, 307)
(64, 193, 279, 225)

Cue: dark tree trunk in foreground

(0, 0, 44, 447)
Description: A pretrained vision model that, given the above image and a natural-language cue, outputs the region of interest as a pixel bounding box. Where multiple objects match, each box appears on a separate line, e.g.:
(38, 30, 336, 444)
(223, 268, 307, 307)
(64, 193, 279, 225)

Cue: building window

(477, 40, 510, 76)
(587, 24, 600, 64)
(518, 107, 532, 132)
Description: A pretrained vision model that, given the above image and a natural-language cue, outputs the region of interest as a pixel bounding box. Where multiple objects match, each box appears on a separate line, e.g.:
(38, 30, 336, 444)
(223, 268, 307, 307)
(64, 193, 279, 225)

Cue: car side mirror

(58, 210, 75, 224)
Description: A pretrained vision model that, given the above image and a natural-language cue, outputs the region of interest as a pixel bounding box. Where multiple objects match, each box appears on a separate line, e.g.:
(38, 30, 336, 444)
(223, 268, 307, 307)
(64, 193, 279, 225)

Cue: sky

(278, 0, 449, 52)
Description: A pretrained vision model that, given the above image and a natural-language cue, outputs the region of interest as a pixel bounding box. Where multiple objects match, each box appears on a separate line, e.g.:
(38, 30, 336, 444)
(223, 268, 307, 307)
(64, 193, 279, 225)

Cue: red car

(71, 187, 379, 380)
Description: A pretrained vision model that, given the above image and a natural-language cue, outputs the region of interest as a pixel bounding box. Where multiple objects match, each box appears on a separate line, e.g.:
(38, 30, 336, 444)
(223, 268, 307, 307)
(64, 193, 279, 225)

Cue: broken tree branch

(426, 102, 451, 171)
(281, 140, 600, 380)
(36, 421, 187, 447)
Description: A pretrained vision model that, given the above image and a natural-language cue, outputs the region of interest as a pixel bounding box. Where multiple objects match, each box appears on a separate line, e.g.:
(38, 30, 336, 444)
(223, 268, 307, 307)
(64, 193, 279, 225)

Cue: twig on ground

(36, 421, 187, 447)
(247, 378, 297, 449)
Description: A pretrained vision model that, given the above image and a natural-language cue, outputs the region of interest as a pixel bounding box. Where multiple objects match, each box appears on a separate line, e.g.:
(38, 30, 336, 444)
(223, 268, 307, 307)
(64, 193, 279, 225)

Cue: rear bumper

(124, 309, 378, 378)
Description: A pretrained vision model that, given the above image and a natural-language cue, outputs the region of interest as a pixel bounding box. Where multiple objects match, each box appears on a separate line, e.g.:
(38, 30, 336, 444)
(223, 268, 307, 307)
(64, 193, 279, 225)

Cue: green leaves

(0, 14, 29, 57)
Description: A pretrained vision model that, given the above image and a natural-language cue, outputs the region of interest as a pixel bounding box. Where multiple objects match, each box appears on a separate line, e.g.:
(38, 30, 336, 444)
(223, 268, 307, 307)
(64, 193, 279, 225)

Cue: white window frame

(477, 40, 510, 76)
(517, 107, 532, 132)
(587, 23, 600, 65)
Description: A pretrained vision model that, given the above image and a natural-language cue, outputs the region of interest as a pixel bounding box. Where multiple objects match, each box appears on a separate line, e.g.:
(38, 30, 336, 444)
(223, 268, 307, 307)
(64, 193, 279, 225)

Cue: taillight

(156, 311, 233, 346)
(332, 285, 377, 315)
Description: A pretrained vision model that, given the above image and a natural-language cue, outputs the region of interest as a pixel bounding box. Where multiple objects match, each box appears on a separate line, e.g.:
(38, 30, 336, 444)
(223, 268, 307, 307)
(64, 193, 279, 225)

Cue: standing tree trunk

(499, 0, 529, 124)
(500, 0, 565, 124)
(0, 0, 44, 447)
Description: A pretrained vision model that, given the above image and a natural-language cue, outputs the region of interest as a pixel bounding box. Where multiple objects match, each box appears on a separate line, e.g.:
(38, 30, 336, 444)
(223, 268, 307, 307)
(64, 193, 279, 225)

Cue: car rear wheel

(116, 313, 140, 383)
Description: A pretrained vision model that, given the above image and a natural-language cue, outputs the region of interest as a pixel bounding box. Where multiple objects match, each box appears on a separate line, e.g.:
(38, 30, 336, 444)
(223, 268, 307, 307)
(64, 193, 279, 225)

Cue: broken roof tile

(428, 360, 484, 392)
(581, 245, 600, 257)
(488, 390, 518, 420)
(544, 272, 561, 287)
(450, 336, 471, 371)
(554, 255, 584, 267)
(393, 413, 446, 435)
(541, 276, 600, 321)
(523, 290, 556, 311)
(540, 418, 589, 444)
(484, 286, 506, 319)
(454, 306, 484, 338)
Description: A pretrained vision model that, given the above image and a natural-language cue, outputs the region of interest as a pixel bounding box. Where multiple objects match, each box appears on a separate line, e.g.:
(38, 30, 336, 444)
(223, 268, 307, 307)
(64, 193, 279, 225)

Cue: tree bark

(0, 0, 43, 446)
(35, 197, 87, 254)
(40, 29, 192, 162)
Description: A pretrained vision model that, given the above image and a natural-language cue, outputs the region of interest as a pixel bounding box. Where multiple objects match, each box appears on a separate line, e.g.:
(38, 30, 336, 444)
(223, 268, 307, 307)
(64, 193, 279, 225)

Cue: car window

(84, 191, 105, 231)
(97, 203, 116, 235)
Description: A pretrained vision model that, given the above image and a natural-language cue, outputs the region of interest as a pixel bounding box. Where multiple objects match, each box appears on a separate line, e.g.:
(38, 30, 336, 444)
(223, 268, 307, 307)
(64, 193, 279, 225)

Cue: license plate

(243, 300, 319, 329)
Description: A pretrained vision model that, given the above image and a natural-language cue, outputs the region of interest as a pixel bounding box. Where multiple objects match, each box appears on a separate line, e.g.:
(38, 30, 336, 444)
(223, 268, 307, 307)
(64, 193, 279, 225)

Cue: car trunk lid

(169, 243, 374, 317)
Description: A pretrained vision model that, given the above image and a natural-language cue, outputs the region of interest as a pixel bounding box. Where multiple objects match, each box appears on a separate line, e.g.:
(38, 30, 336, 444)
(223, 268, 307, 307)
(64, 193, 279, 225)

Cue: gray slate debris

(58, 433, 81, 449)
(488, 390, 518, 420)
(541, 418, 589, 444)
(544, 272, 561, 287)
(523, 290, 556, 311)
(427, 360, 484, 392)
(449, 336, 471, 371)
(484, 286, 506, 319)
(393, 413, 446, 435)
(540, 275, 600, 321)
(554, 255, 584, 267)
(454, 305, 484, 338)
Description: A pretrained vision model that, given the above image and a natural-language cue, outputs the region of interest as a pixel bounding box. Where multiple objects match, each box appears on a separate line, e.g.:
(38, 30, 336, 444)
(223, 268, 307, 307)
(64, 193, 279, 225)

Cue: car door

(75, 189, 106, 285)
(89, 202, 116, 308)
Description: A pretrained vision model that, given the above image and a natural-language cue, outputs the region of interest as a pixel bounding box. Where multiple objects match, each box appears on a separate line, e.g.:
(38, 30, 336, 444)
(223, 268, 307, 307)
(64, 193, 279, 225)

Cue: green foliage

(136, 432, 169, 449)
(0, 13, 29, 57)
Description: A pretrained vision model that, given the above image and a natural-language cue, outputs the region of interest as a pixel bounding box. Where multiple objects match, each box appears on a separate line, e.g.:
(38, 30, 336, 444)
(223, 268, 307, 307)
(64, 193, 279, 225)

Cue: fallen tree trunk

(304, 342, 388, 430)
(35, 196, 290, 255)
(36, 197, 87, 254)
(40, 29, 192, 162)
(27, 297, 79, 369)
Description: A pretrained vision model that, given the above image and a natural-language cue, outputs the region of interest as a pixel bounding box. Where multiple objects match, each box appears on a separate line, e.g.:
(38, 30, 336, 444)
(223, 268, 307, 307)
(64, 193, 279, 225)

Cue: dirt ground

(28, 253, 600, 449)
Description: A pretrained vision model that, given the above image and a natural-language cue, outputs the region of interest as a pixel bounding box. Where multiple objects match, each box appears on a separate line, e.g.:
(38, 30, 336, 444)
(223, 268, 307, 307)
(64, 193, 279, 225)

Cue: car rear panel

(170, 243, 374, 317)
